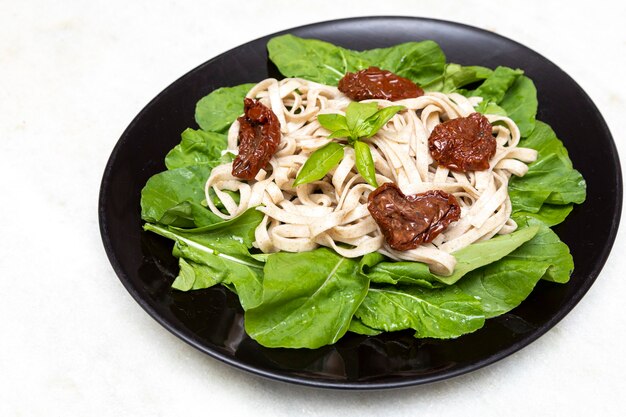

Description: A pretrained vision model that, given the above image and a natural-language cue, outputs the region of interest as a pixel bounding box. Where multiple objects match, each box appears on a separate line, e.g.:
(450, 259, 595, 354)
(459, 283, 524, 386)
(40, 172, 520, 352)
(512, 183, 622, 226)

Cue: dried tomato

(367, 183, 460, 250)
(338, 66, 424, 101)
(231, 98, 281, 180)
(428, 112, 495, 172)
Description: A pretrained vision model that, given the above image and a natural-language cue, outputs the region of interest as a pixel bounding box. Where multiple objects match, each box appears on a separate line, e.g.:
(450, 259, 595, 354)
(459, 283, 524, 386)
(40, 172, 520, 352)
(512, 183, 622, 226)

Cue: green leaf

(144, 218, 265, 310)
(172, 257, 224, 291)
(140, 164, 211, 224)
(509, 122, 586, 213)
(441, 64, 494, 93)
(267, 35, 369, 85)
(195, 83, 255, 133)
(165, 128, 227, 170)
(457, 218, 574, 317)
(456, 259, 547, 319)
(357, 105, 404, 139)
(357, 40, 446, 86)
(353, 140, 378, 187)
(355, 285, 485, 339)
(348, 318, 382, 336)
(499, 75, 538, 138)
(293, 142, 344, 186)
(366, 225, 538, 286)
(472, 66, 524, 110)
(245, 248, 370, 348)
(514, 204, 573, 227)
(327, 129, 351, 139)
(145, 207, 263, 260)
(345, 102, 379, 133)
(435, 225, 538, 285)
(158, 201, 224, 228)
(168, 207, 263, 254)
(317, 113, 348, 131)
(268, 35, 445, 87)
(510, 216, 574, 283)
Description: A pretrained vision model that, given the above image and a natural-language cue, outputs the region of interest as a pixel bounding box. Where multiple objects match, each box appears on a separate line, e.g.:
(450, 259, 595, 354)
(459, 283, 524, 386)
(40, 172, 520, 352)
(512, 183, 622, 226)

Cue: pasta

(203, 78, 538, 276)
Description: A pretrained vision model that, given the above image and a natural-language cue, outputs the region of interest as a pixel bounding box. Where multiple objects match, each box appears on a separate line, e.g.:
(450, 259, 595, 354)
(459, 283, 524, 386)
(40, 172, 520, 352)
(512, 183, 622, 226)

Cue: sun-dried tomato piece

(231, 98, 281, 180)
(367, 183, 460, 250)
(338, 66, 424, 101)
(428, 112, 495, 172)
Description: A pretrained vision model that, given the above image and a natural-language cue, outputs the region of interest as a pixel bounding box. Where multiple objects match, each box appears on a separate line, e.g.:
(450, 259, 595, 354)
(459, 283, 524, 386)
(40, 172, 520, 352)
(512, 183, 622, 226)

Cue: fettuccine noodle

(204, 78, 537, 275)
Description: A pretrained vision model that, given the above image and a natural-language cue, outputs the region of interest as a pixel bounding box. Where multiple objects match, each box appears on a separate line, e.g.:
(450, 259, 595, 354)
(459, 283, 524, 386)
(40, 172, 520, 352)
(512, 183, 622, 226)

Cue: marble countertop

(1, 0, 624, 415)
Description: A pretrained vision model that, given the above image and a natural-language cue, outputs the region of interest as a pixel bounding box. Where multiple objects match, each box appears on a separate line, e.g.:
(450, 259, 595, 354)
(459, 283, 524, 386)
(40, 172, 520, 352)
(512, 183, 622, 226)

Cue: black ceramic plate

(99, 17, 622, 389)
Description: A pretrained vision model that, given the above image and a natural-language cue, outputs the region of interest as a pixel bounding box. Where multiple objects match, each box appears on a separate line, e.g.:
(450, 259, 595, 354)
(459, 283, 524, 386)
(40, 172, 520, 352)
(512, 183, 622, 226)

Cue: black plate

(99, 17, 622, 389)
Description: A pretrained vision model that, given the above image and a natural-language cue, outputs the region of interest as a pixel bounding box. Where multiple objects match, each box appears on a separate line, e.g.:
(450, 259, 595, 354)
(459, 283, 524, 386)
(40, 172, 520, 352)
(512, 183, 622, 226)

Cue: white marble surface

(1, 0, 625, 415)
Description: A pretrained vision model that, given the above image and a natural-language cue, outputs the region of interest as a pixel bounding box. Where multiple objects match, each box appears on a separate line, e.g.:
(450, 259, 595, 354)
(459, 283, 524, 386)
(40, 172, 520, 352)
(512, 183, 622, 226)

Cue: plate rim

(99, 15, 623, 390)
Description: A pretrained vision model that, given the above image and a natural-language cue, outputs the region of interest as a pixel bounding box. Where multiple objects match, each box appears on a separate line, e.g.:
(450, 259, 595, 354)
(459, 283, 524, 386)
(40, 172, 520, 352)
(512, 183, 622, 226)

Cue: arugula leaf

(267, 35, 369, 85)
(509, 121, 586, 213)
(355, 285, 485, 339)
(195, 83, 255, 133)
(140, 164, 211, 224)
(510, 216, 574, 283)
(457, 218, 574, 317)
(499, 75, 538, 138)
(348, 317, 382, 336)
(172, 257, 224, 291)
(267, 35, 445, 87)
(168, 207, 263, 254)
(367, 225, 538, 286)
(293, 142, 344, 187)
(353, 140, 378, 187)
(423, 63, 493, 93)
(473, 66, 524, 113)
(158, 201, 224, 228)
(356, 40, 446, 86)
(513, 204, 573, 227)
(144, 217, 265, 310)
(245, 248, 370, 348)
(165, 128, 227, 170)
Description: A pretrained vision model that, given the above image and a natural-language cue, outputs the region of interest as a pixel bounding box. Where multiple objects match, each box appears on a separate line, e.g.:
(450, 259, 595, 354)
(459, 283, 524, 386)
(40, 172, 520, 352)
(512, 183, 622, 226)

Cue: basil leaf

(293, 142, 344, 186)
(317, 113, 348, 131)
(353, 141, 378, 187)
(195, 83, 255, 133)
(357, 105, 405, 138)
(327, 129, 351, 139)
(345, 102, 379, 133)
